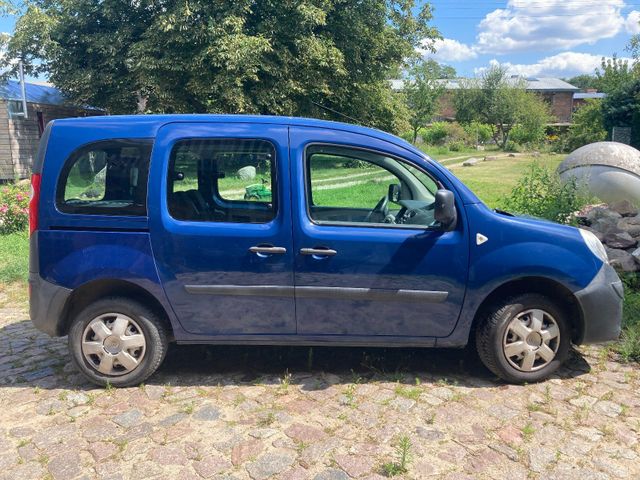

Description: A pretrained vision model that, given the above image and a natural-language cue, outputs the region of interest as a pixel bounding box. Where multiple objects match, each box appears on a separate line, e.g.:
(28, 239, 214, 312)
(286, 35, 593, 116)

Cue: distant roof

(0, 79, 101, 109)
(390, 76, 580, 92)
(574, 92, 607, 100)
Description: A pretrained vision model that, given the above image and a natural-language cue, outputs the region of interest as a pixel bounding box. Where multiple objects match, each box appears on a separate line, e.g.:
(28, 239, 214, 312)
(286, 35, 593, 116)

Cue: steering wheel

(364, 195, 389, 223)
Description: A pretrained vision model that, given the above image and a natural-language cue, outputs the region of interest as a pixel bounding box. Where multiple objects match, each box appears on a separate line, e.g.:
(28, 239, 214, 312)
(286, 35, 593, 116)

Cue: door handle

(300, 247, 337, 257)
(249, 246, 287, 255)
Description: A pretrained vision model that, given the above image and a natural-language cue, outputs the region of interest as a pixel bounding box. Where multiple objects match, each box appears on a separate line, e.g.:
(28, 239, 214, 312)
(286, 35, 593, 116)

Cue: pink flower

(0, 205, 8, 213)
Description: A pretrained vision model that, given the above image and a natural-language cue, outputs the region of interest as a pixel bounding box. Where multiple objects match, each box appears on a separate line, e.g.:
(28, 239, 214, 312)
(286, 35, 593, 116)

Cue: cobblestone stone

(0, 304, 638, 479)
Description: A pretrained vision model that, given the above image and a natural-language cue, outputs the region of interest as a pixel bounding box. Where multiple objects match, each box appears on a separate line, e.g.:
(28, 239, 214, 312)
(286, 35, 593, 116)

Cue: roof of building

(573, 92, 607, 100)
(0, 79, 103, 110)
(390, 76, 580, 92)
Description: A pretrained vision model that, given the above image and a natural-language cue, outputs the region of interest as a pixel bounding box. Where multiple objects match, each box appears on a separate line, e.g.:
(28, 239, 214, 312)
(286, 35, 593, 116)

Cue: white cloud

(474, 52, 634, 77)
(626, 10, 640, 34)
(420, 38, 477, 62)
(475, 0, 627, 54)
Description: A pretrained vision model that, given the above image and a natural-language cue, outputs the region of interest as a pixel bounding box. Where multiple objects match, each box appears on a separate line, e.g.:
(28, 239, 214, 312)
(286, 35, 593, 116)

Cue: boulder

(617, 216, 640, 237)
(462, 158, 481, 167)
(586, 206, 622, 224)
(610, 200, 638, 217)
(581, 226, 604, 242)
(606, 247, 639, 272)
(604, 231, 637, 249)
(237, 166, 256, 180)
(632, 248, 640, 265)
(587, 207, 622, 234)
(484, 155, 499, 161)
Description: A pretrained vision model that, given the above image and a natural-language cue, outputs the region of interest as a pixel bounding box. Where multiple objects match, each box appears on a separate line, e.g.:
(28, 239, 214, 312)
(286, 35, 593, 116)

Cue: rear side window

(57, 139, 152, 216)
(167, 139, 277, 224)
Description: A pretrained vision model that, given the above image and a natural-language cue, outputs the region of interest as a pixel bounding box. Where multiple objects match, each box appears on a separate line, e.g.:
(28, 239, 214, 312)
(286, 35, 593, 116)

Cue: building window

(7, 100, 26, 118)
(36, 112, 45, 136)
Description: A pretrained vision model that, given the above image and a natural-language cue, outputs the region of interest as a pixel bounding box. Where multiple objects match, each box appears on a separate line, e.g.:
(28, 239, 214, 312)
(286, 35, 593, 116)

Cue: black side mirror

(434, 189, 457, 231)
(388, 184, 401, 203)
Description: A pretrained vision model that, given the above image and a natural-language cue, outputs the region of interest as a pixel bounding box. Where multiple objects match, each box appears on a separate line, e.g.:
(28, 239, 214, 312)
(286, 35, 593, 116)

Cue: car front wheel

(476, 293, 570, 383)
(68, 297, 168, 387)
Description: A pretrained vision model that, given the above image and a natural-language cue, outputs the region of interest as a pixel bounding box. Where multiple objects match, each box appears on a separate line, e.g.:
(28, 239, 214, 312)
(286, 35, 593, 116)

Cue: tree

(565, 99, 607, 151)
(2, 0, 439, 133)
(453, 66, 550, 149)
(602, 79, 640, 149)
(404, 59, 449, 143)
(566, 74, 598, 91)
(595, 55, 636, 94)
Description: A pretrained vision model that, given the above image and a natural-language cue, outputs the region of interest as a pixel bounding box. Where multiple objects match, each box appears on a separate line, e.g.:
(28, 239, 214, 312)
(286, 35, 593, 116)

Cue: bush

(463, 122, 493, 144)
(0, 182, 30, 234)
(509, 123, 546, 147)
(616, 274, 640, 362)
(502, 163, 592, 224)
(422, 122, 449, 145)
(565, 99, 607, 152)
(422, 122, 470, 147)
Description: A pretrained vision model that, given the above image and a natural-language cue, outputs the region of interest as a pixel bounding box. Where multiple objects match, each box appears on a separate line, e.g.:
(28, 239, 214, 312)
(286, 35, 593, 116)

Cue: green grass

(448, 154, 563, 208)
(0, 231, 28, 283)
(420, 144, 500, 161)
(616, 275, 640, 362)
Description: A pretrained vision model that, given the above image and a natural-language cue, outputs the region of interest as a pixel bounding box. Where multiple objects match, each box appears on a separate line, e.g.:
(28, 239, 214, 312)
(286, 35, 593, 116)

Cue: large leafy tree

(595, 55, 636, 94)
(453, 66, 550, 149)
(404, 59, 451, 143)
(3, 0, 438, 133)
(602, 79, 640, 149)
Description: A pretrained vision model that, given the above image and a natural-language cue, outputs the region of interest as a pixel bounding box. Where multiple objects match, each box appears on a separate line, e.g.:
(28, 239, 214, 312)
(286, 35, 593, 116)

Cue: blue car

(28, 115, 623, 386)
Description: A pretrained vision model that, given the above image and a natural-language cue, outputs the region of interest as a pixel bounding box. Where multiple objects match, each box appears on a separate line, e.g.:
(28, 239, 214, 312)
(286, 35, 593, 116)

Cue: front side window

(167, 139, 276, 224)
(57, 139, 152, 216)
(306, 145, 440, 228)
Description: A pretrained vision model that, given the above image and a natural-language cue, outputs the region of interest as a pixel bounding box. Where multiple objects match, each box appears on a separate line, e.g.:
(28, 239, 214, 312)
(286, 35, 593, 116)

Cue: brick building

(0, 80, 102, 181)
(391, 76, 580, 125)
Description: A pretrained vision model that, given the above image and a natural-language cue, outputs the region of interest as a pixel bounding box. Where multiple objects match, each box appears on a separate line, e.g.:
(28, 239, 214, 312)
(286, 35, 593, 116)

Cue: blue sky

(422, 0, 639, 78)
(1, 1, 639, 82)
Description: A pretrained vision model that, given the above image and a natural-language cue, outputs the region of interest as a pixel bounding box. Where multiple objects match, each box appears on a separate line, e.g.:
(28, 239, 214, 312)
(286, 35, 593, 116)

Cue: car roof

(53, 114, 425, 158)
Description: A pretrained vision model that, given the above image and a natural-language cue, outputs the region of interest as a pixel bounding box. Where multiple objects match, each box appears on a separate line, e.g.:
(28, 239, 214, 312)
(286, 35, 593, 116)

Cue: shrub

(501, 163, 592, 224)
(422, 122, 449, 145)
(509, 123, 546, 146)
(463, 121, 493, 144)
(565, 99, 607, 152)
(0, 182, 30, 234)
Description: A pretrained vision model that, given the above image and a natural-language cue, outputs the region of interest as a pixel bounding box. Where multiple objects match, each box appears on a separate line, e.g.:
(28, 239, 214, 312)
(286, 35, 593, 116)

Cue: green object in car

(244, 179, 271, 200)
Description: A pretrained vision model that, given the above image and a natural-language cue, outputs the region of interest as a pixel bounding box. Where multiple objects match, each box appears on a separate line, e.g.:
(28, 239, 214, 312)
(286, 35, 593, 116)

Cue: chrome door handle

(249, 246, 287, 254)
(300, 247, 337, 257)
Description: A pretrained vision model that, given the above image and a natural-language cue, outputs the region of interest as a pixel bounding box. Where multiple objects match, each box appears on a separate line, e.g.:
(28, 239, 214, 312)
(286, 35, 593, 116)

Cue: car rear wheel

(68, 297, 168, 387)
(476, 294, 570, 383)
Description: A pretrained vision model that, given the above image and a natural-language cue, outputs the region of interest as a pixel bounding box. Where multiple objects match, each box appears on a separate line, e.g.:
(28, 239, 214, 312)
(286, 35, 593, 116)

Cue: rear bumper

(574, 263, 624, 344)
(29, 273, 71, 337)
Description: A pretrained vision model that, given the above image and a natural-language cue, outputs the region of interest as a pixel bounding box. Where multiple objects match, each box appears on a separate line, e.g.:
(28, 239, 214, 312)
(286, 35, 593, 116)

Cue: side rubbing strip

(295, 287, 448, 303)
(185, 285, 294, 298)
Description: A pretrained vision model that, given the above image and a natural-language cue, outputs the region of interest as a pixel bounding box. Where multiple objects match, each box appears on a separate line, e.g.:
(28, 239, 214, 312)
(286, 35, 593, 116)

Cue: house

(0, 80, 103, 181)
(391, 76, 580, 125)
(573, 90, 607, 111)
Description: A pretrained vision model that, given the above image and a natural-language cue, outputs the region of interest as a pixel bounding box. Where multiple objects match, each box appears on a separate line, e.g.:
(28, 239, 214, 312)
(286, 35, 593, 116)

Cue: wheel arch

(59, 279, 173, 338)
(470, 276, 584, 344)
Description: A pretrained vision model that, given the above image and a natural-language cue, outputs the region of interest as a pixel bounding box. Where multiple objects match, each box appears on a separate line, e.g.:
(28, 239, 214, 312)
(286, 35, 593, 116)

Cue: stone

(604, 231, 637, 249)
(246, 452, 296, 480)
(89, 441, 118, 462)
(462, 158, 481, 167)
(610, 200, 638, 217)
(150, 445, 189, 466)
(333, 455, 374, 478)
(237, 166, 256, 180)
(618, 216, 640, 237)
(313, 469, 350, 480)
(606, 247, 639, 272)
(231, 440, 263, 466)
(193, 455, 232, 478)
(48, 452, 82, 480)
(593, 400, 623, 418)
(284, 423, 328, 443)
(193, 404, 220, 421)
(633, 247, 640, 265)
(415, 426, 445, 441)
(113, 409, 143, 428)
(528, 446, 556, 474)
(66, 391, 90, 406)
(484, 155, 499, 161)
(586, 206, 622, 224)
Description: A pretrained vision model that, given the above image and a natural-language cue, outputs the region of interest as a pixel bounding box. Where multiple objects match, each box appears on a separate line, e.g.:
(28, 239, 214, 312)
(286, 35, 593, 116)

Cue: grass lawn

(0, 231, 28, 283)
(449, 154, 564, 208)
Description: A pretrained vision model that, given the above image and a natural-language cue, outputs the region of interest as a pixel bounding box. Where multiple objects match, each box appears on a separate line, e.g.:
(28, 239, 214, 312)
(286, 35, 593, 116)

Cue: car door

(148, 122, 295, 335)
(290, 126, 469, 338)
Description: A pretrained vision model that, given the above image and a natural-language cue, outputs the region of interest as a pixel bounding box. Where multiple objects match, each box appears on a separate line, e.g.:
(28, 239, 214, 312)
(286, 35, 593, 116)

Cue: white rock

(237, 166, 256, 180)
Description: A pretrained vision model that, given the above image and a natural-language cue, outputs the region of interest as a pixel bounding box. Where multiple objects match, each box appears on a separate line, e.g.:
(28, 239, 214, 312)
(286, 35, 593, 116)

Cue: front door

(290, 127, 469, 338)
(149, 122, 295, 335)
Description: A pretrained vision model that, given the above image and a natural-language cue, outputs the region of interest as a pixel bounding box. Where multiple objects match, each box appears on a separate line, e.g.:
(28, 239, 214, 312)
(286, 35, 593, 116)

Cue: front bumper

(574, 263, 624, 344)
(29, 273, 72, 337)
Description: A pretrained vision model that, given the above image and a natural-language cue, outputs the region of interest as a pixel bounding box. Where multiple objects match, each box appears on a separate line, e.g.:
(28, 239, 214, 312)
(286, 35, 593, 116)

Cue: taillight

(29, 173, 41, 236)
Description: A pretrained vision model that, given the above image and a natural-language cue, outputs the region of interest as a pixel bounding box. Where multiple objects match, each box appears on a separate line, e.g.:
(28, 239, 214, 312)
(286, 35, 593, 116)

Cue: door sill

(175, 334, 437, 348)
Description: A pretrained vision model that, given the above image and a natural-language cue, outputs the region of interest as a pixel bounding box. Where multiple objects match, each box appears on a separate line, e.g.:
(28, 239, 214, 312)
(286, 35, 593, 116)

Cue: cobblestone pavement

(1, 294, 639, 480)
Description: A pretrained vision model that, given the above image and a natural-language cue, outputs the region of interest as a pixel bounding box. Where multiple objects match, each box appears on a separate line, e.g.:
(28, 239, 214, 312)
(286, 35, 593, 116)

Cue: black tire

(68, 297, 169, 387)
(475, 294, 570, 383)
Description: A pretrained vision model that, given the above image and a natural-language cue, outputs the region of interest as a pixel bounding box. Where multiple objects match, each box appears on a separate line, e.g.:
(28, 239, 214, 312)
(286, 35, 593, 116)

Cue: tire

(68, 297, 169, 387)
(475, 294, 570, 383)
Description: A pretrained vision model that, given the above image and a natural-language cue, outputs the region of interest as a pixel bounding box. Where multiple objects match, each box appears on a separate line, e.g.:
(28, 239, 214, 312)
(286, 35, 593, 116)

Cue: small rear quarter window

(57, 139, 152, 216)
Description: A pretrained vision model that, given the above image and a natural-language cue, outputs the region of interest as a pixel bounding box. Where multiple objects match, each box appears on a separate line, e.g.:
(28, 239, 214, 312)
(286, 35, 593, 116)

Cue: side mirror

(434, 189, 457, 231)
(388, 184, 401, 203)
